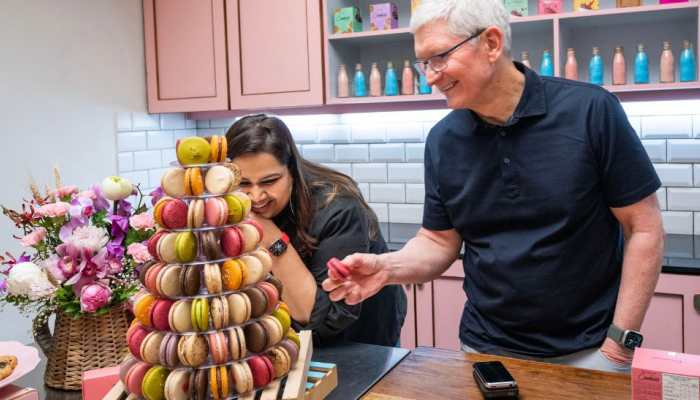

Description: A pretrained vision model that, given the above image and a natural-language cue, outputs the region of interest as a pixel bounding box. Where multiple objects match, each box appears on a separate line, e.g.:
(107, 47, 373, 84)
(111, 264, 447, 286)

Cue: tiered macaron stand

(110, 136, 324, 400)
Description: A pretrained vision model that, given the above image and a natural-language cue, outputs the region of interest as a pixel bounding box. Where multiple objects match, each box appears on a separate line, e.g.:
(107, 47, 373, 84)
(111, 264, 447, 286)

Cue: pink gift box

(0, 385, 39, 400)
(82, 365, 120, 400)
(659, 0, 688, 3)
(632, 348, 700, 400)
(369, 3, 398, 31)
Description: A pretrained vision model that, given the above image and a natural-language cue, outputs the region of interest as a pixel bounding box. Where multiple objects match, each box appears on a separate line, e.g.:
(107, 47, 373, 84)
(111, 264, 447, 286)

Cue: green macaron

(175, 232, 197, 263)
(141, 365, 169, 400)
(191, 298, 209, 332)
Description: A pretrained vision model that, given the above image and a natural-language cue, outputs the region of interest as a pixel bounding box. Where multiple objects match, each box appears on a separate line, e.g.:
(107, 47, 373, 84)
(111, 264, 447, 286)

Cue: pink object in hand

(327, 257, 351, 280)
(82, 366, 120, 400)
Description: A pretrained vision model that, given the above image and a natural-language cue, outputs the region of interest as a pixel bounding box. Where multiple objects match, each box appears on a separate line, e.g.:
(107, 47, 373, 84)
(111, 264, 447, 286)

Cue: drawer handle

(694, 294, 700, 313)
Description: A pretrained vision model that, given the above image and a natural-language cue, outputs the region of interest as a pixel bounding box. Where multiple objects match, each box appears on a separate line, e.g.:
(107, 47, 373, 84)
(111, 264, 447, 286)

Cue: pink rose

(20, 228, 47, 247)
(78, 190, 96, 200)
(53, 186, 78, 198)
(35, 202, 71, 218)
(127, 243, 153, 263)
(129, 213, 155, 231)
(80, 281, 112, 313)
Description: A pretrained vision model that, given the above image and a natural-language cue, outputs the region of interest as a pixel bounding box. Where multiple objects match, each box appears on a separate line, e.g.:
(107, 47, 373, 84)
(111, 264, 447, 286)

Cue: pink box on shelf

(369, 3, 398, 31)
(0, 385, 39, 400)
(659, 0, 688, 3)
(538, 0, 562, 14)
(82, 365, 120, 400)
(632, 348, 700, 400)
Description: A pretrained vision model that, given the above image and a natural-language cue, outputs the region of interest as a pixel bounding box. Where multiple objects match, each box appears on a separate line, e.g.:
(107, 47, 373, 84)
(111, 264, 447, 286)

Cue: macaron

(201, 231, 224, 260)
(203, 263, 223, 294)
(286, 330, 301, 348)
(244, 320, 269, 353)
(204, 197, 228, 227)
(168, 300, 193, 333)
(127, 323, 149, 360)
(223, 195, 244, 224)
(179, 265, 201, 296)
(175, 231, 197, 263)
(160, 198, 188, 229)
(187, 199, 205, 228)
(138, 260, 157, 287)
(156, 264, 182, 298)
(163, 368, 190, 400)
(227, 326, 247, 361)
(247, 355, 274, 388)
(209, 135, 228, 163)
(152, 197, 173, 227)
(267, 346, 292, 378)
(147, 230, 167, 260)
(158, 332, 180, 369)
(265, 275, 283, 298)
(177, 137, 211, 166)
(237, 223, 260, 253)
(327, 257, 351, 280)
(156, 232, 179, 264)
(278, 338, 299, 365)
(177, 334, 209, 367)
(119, 356, 138, 384)
(240, 255, 264, 286)
(210, 295, 230, 330)
(209, 365, 230, 400)
(230, 361, 254, 395)
(184, 167, 205, 196)
(252, 249, 273, 277)
(134, 293, 157, 327)
(272, 307, 291, 336)
(257, 282, 279, 314)
(191, 298, 210, 332)
(124, 360, 151, 396)
(260, 315, 284, 348)
(227, 292, 251, 325)
(140, 331, 165, 365)
(205, 165, 235, 195)
(188, 368, 208, 400)
(161, 167, 187, 198)
(208, 332, 230, 365)
(144, 262, 167, 294)
(220, 227, 242, 258)
(242, 219, 263, 241)
(141, 365, 169, 400)
(220, 259, 243, 291)
(232, 191, 252, 216)
(243, 286, 268, 319)
(224, 163, 242, 188)
(150, 298, 175, 331)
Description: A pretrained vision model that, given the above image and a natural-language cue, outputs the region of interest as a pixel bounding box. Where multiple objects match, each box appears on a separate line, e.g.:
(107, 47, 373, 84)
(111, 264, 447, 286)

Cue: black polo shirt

(423, 62, 661, 357)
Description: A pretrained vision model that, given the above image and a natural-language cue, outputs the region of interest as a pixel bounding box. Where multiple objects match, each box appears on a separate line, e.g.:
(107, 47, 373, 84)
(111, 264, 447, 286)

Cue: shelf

(329, 28, 413, 42)
(326, 93, 445, 105)
(557, 2, 698, 21)
(606, 81, 700, 100)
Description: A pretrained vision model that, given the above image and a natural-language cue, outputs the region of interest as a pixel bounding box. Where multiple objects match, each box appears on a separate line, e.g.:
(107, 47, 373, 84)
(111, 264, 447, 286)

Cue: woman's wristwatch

(268, 232, 290, 256)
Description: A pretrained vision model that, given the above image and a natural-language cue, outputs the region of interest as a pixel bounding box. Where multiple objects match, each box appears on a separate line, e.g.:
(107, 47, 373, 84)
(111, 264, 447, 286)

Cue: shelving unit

(322, 0, 700, 106)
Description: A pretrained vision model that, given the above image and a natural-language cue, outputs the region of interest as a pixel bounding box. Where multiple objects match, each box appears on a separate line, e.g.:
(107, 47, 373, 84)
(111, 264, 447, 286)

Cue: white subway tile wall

(118, 103, 700, 257)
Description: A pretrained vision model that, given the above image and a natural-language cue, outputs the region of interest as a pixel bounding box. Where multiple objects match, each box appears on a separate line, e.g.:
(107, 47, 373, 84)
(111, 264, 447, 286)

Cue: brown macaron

(244, 320, 268, 354)
(177, 334, 209, 367)
(188, 367, 208, 400)
(201, 231, 224, 260)
(266, 275, 283, 298)
(267, 346, 292, 378)
(243, 286, 268, 319)
(179, 264, 201, 296)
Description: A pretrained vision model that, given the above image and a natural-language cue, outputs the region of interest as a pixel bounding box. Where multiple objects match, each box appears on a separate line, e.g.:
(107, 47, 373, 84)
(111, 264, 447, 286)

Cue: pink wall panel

(415, 282, 434, 347)
(640, 293, 684, 353)
(400, 284, 416, 349)
(432, 277, 467, 351)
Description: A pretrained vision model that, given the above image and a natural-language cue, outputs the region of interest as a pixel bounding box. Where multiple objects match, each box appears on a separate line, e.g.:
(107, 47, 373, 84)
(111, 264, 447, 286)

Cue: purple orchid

(90, 184, 110, 211)
(149, 187, 164, 206)
(59, 196, 95, 241)
(107, 214, 129, 261)
(52, 243, 109, 294)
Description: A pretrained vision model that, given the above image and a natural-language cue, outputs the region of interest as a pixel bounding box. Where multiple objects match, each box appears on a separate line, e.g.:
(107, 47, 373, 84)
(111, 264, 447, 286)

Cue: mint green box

(504, 0, 528, 16)
(334, 7, 363, 33)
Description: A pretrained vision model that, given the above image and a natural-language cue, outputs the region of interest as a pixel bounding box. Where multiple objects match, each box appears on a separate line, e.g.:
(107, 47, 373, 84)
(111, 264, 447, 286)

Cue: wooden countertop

(364, 347, 631, 399)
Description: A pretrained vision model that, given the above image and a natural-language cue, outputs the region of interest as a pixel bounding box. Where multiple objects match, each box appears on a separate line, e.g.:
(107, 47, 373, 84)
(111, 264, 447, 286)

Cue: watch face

(623, 332, 643, 349)
(269, 240, 286, 256)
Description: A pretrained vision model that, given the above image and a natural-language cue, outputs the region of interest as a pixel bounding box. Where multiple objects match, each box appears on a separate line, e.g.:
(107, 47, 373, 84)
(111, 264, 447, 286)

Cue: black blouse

(274, 190, 407, 347)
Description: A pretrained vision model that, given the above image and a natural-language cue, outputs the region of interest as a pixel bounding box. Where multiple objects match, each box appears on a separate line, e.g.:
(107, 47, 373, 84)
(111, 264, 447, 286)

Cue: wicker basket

(33, 305, 131, 390)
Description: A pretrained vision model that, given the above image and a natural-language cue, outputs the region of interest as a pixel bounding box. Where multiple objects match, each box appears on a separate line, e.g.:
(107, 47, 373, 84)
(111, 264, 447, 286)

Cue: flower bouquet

(0, 170, 156, 389)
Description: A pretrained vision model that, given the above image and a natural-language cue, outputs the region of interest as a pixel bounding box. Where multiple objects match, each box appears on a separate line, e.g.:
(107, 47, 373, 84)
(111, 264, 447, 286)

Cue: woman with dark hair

(225, 114, 406, 346)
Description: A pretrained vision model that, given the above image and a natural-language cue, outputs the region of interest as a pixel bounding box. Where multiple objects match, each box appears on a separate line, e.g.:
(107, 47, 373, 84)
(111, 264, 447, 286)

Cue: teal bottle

(634, 44, 649, 84)
(414, 64, 432, 94)
(540, 49, 554, 76)
(680, 40, 697, 82)
(353, 63, 367, 97)
(384, 62, 399, 96)
(589, 46, 604, 85)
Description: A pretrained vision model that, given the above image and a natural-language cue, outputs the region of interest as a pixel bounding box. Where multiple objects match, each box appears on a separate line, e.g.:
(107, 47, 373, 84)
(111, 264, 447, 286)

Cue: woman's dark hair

(225, 114, 380, 256)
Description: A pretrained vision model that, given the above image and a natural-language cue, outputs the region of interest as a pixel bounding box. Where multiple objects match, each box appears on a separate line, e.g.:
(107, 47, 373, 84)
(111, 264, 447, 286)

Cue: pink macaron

(221, 227, 243, 257)
(127, 323, 149, 360)
(205, 197, 228, 227)
(257, 282, 279, 314)
(150, 298, 175, 331)
(161, 198, 189, 229)
(207, 331, 230, 365)
(247, 355, 274, 388)
(327, 257, 351, 280)
(124, 360, 151, 396)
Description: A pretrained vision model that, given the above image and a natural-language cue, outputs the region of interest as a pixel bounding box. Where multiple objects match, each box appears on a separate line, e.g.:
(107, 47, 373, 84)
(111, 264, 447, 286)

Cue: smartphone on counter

(472, 361, 519, 398)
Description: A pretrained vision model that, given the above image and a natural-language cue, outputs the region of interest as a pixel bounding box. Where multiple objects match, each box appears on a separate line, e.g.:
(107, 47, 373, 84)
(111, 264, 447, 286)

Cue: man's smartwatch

(607, 324, 644, 350)
(268, 232, 290, 257)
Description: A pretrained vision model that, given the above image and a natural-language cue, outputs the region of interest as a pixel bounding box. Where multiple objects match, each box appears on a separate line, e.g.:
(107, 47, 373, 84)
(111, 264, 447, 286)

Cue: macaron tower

(121, 136, 301, 400)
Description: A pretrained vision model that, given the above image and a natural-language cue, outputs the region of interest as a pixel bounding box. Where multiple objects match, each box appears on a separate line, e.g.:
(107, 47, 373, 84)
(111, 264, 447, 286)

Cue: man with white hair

(323, 0, 664, 372)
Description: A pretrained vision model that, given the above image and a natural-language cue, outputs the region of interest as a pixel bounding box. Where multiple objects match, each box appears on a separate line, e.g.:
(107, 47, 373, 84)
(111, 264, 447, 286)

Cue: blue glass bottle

(540, 49, 554, 76)
(680, 40, 697, 82)
(384, 61, 399, 96)
(414, 64, 432, 94)
(353, 63, 367, 97)
(589, 46, 604, 85)
(634, 44, 649, 84)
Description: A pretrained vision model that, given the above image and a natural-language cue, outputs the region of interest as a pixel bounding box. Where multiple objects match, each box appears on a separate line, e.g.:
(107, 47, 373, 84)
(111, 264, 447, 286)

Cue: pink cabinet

(143, 0, 229, 113)
(143, 0, 324, 113)
(399, 284, 416, 349)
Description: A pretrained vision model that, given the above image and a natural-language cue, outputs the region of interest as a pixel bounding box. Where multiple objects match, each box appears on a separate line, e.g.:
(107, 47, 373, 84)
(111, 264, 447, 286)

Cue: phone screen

(474, 361, 516, 387)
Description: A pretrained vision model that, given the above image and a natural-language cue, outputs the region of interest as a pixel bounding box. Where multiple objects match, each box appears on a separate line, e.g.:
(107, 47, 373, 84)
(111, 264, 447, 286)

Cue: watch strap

(606, 324, 625, 344)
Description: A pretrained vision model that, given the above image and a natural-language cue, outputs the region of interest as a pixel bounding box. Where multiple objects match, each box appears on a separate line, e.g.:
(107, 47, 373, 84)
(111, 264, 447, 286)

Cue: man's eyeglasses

(414, 28, 486, 75)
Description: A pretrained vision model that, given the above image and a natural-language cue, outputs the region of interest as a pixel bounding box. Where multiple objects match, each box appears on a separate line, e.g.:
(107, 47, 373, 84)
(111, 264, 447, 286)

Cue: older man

(323, 0, 664, 372)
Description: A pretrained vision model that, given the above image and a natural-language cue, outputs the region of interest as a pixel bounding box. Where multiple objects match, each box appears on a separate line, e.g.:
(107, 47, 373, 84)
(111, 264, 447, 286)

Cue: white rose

(101, 176, 134, 201)
(7, 262, 56, 300)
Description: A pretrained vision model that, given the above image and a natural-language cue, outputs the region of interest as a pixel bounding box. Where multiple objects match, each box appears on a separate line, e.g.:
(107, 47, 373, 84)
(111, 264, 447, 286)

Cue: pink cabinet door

(143, 0, 229, 113)
(432, 261, 467, 351)
(400, 284, 416, 349)
(226, 0, 324, 109)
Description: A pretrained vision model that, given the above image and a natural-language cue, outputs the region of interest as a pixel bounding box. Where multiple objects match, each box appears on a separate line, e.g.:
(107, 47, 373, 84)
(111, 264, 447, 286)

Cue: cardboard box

(504, 0, 528, 16)
(369, 3, 398, 31)
(632, 348, 700, 400)
(333, 7, 362, 34)
(82, 365, 120, 400)
(0, 385, 38, 400)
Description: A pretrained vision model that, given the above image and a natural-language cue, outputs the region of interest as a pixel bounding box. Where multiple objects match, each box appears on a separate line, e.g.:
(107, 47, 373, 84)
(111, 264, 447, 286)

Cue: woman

(225, 114, 406, 346)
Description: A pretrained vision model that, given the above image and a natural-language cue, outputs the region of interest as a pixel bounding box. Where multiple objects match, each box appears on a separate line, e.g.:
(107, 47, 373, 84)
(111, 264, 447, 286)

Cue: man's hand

(599, 337, 633, 365)
(321, 253, 389, 305)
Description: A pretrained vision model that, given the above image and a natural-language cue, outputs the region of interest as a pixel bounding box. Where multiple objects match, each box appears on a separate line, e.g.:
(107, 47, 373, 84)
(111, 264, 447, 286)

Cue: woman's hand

(247, 212, 281, 249)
